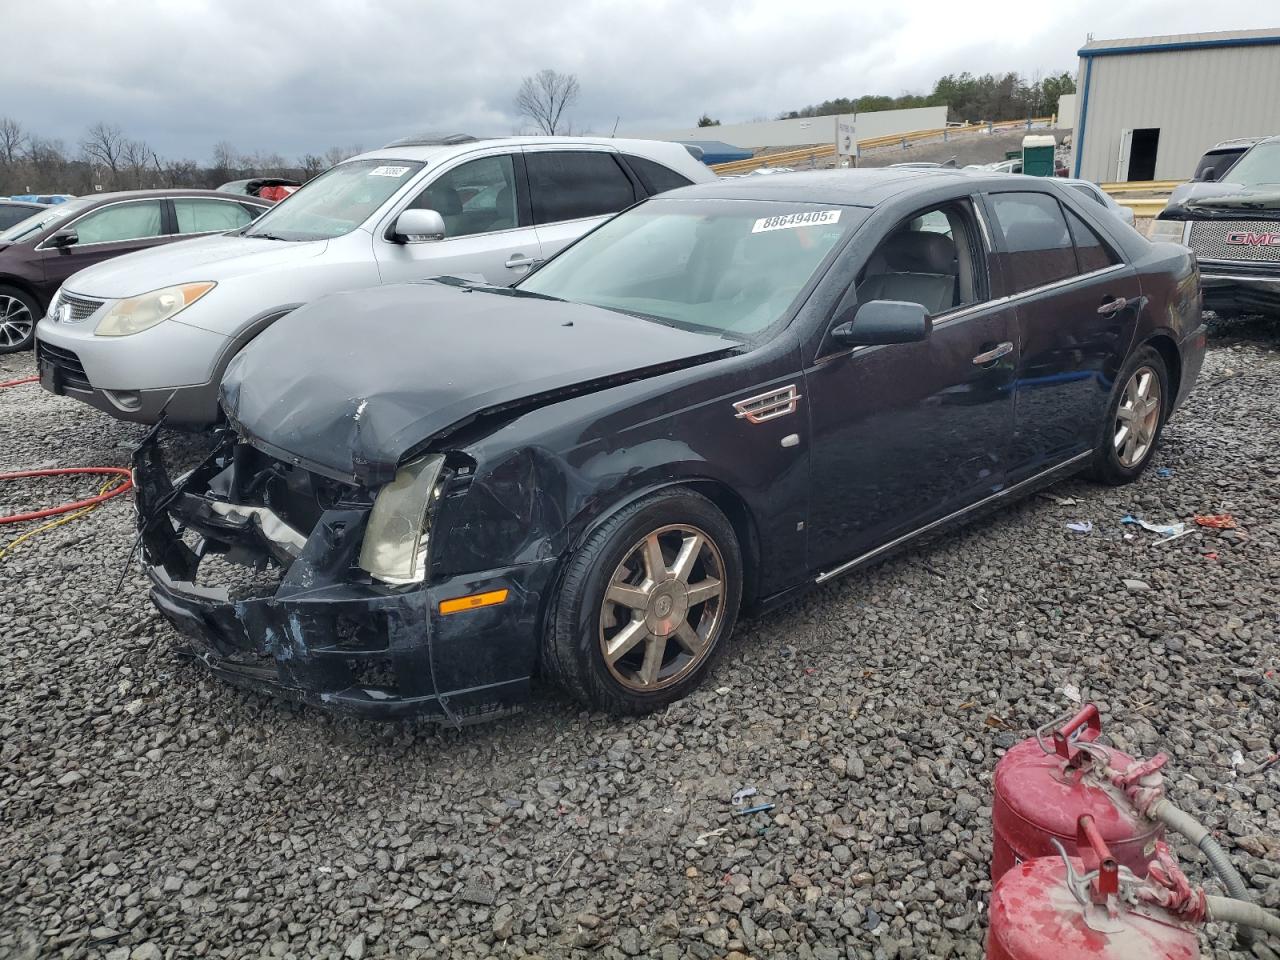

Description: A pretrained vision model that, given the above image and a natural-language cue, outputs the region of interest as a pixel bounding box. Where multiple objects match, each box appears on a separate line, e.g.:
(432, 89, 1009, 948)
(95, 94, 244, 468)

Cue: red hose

(0, 376, 39, 388)
(0, 467, 133, 524)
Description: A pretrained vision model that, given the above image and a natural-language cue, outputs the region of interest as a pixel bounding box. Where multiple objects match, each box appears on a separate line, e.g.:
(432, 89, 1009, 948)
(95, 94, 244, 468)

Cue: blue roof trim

(1079, 35, 1280, 58)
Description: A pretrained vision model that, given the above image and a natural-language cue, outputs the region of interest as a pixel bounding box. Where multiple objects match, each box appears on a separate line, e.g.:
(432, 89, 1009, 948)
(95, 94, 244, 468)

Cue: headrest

(880, 230, 956, 274)
(427, 185, 462, 216)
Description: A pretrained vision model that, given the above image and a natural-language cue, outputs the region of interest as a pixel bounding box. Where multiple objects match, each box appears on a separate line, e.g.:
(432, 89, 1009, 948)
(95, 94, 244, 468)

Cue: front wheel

(0, 285, 39, 354)
(1088, 345, 1169, 485)
(544, 489, 742, 714)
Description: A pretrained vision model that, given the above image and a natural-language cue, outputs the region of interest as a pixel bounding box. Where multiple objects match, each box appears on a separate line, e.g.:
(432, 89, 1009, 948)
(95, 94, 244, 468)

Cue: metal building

(1072, 29, 1280, 183)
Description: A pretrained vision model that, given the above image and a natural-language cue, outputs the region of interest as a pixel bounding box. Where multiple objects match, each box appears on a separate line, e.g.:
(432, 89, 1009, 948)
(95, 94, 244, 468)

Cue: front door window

(70, 201, 165, 245)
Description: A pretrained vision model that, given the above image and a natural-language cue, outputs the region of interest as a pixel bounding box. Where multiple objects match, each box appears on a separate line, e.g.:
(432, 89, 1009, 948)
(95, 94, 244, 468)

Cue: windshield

(244, 158, 425, 241)
(518, 198, 858, 337)
(0, 197, 93, 243)
(1224, 141, 1280, 188)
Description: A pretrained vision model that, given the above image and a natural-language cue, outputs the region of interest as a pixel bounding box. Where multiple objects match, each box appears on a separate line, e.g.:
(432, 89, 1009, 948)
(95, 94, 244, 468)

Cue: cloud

(1, 0, 1275, 161)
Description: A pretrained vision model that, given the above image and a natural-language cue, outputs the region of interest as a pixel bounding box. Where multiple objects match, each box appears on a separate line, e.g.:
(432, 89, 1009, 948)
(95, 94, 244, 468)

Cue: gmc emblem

(1225, 231, 1280, 246)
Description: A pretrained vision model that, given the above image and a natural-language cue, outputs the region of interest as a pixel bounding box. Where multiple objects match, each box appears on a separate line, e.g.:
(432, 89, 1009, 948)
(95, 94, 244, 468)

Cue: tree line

(775, 70, 1076, 125)
(0, 117, 362, 196)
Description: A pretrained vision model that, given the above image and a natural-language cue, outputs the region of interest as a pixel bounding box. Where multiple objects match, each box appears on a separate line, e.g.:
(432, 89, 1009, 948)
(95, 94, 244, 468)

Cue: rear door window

(1065, 208, 1120, 274)
(174, 198, 256, 234)
(525, 151, 638, 224)
(987, 192, 1078, 294)
(69, 201, 166, 245)
(624, 155, 694, 196)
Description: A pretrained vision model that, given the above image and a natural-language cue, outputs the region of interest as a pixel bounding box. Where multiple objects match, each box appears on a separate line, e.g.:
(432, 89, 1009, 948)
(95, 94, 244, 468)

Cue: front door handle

(1097, 296, 1130, 316)
(972, 341, 1013, 366)
(505, 255, 541, 269)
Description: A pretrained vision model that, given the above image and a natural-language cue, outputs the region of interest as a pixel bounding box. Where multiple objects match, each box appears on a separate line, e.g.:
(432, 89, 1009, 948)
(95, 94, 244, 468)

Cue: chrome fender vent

(733, 384, 801, 424)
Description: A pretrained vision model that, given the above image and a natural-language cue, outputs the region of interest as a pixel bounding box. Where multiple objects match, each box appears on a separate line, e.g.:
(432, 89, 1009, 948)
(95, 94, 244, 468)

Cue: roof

(1079, 28, 1280, 58)
(664, 167, 1013, 206)
(78, 188, 272, 203)
(348, 136, 693, 163)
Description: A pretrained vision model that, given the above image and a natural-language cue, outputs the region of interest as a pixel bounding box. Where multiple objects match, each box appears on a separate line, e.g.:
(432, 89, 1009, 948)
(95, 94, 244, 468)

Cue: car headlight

(1148, 220, 1187, 243)
(94, 282, 216, 337)
(358, 454, 446, 585)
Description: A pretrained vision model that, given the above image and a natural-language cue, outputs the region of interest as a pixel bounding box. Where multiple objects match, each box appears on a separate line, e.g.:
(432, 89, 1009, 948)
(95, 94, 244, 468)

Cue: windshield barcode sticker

(369, 165, 411, 177)
(752, 210, 841, 233)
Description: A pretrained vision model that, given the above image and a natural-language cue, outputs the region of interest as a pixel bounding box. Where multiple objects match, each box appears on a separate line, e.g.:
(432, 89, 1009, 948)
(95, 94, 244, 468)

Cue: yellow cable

(0, 478, 115, 562)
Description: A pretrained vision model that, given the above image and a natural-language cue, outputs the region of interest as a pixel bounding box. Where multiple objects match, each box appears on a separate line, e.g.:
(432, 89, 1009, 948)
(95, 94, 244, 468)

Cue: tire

(0, 285, 40, 354)
(544, 488, 742, 714)
(1087, 345, 1170, 485)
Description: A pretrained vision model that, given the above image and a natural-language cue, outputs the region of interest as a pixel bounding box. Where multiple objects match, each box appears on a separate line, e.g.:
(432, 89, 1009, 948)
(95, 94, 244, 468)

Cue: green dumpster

(1021, 134, 1056, 177)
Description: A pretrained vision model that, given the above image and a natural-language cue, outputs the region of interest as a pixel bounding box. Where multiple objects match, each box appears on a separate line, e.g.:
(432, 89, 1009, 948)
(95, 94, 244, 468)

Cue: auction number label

(752, 210, 841, 233)
(369, 165, 411, 177)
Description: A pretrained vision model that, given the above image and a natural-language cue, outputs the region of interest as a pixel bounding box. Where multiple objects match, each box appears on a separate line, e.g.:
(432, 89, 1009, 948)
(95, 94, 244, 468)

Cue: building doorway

(1128, 128, 1160, 181)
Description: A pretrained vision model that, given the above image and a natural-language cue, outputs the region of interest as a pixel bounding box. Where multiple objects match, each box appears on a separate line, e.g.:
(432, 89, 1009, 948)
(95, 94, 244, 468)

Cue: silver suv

(35, 135, 713, 425)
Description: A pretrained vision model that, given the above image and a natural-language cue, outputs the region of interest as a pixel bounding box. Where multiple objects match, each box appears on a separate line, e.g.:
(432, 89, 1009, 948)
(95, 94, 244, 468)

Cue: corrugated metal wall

(1074, 43, 1280, 182)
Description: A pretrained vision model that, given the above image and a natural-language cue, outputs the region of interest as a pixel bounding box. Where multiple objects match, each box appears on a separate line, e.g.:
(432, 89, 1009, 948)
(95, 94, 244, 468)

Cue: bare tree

(120, 138, 155, 189)
(80, 122, 127, 179)
(298, 153, 325, 180)
(323, 144, 362, 167)
(515, 69, 580, 135)
(0, 117, 26, 166)
(211, 140, 238, 181)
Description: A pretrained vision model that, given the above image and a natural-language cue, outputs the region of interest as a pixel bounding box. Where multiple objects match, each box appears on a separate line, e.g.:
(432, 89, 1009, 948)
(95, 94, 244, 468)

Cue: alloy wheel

(0, 295, 34, 348)
(598, 523, 726, 692)
(1114, 365, 1162, 468)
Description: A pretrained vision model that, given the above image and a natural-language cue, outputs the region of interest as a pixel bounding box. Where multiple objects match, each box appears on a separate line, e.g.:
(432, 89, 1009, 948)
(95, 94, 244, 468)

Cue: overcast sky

(2, 0, 1275, 163)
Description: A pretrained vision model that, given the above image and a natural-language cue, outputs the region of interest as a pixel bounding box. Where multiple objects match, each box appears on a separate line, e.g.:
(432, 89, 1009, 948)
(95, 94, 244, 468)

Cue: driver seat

(857, 231, 958, 316)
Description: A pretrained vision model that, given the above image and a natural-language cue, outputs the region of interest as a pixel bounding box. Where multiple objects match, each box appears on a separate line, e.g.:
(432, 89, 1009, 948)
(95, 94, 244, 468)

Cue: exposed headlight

(358, 454, 446, 585)
(94, 282, 216, 337)
(1148, 220, 1187, 243)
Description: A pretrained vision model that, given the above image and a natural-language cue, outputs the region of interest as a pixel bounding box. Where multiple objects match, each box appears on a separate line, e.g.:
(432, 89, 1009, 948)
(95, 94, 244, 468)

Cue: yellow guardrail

(1100, 180, 1183, 194)
(1114, 198, 1169, 218)
(710, 118, 1054, 176)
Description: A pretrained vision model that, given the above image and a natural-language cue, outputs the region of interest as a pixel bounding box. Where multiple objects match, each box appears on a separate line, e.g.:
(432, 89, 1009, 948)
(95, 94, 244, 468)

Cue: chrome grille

(50, 291, 106, 323)
(1188, 221, 1280, 263)
(733, 384, 801, 424)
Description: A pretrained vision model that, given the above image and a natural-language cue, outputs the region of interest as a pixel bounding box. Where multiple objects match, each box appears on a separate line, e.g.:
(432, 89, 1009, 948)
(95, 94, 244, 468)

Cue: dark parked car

(0, 189, 270, 353)
(133, 169, 1206, 723)
(0, 200, 46, 231)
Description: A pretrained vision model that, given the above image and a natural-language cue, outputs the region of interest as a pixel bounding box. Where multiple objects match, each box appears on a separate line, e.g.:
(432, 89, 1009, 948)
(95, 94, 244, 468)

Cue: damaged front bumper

(132, 432, 555, 723)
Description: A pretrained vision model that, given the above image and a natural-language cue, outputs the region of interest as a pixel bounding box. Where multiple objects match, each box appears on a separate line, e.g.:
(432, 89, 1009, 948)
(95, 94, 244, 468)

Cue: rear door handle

(1097, 296, 1130, 315)
(505, 255, 541, 269)
(972, 341, 1013, 366)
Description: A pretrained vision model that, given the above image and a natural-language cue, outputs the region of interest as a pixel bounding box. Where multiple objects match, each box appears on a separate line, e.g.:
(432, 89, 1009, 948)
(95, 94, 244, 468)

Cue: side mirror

(1199, 166, 1218, 183)
(392, 208, 446, 243)
(830, 300, 932, 347)
(48, 229, 79, 250)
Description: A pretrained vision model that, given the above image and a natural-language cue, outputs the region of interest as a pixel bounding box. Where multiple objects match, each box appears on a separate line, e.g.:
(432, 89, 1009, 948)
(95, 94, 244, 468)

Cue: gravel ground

(2, 316, 1278, 960)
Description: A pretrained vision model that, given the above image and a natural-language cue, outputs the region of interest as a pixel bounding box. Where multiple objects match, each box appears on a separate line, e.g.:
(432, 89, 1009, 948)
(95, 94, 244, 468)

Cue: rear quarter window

(624, 155, 694, 196)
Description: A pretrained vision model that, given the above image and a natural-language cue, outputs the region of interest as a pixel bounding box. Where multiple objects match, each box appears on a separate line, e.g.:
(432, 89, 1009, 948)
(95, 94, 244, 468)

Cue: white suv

(35, 135, 714, 425)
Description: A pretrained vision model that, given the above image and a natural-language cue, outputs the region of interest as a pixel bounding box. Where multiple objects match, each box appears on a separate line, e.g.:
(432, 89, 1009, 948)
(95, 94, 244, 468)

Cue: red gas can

(987, 816, 1200, 960)
(992, 705, 1163, 881)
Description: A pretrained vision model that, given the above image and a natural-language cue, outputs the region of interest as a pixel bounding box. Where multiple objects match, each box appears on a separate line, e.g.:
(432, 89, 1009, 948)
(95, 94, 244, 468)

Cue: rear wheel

(1088, 345, 1169, 485)
(544, 489, 742, 714)
(0, 285, 39, 354)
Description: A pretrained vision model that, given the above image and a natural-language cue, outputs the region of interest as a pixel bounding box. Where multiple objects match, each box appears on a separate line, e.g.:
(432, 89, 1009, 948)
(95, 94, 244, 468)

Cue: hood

(63, 233, 330, 299)
(1162, 181, 1280, 221)
(220, 281, 737, 485)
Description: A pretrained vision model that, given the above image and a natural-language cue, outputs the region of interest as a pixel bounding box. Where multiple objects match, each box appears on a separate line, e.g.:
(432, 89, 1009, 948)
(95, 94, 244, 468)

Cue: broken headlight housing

(358, 454, 445, 585)
(95, 282, 216, 337)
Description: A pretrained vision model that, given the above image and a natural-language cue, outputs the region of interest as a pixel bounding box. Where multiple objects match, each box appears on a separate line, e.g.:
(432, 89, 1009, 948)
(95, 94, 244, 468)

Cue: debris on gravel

(1, 312, 1278, 959)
